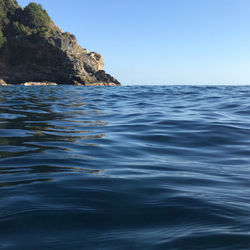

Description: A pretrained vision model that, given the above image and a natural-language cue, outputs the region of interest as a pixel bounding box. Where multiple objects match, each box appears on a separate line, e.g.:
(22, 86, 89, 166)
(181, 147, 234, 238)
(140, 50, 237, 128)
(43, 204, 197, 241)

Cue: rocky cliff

(0, 0, 120, 85)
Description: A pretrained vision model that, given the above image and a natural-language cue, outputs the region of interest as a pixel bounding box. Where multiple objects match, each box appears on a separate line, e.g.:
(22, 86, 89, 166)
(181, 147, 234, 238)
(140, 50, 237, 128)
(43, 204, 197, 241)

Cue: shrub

(12, 21, 32, 36)
(0, 29, 6, 48)
(23, 2, 51, 33)
(0, 1, 9, 29)
(0, 0, 19, 30)
(0, 1, 54, 39)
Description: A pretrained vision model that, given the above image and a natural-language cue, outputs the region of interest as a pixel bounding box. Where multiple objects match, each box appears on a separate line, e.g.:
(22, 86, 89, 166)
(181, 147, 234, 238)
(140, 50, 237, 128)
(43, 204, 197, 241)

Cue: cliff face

(0, 0, 120, 85)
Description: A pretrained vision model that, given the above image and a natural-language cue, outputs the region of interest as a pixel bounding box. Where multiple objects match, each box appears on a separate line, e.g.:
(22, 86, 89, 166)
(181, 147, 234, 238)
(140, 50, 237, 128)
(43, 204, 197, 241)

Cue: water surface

(0, 85, 250, 249)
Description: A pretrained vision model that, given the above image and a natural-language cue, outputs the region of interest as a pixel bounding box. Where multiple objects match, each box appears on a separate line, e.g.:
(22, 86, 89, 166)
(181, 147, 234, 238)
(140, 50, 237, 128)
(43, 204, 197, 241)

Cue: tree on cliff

(0, 0, 17, 48)
(22, 2, 52, 34)
(0, 0, 18, 28)
(0, 0, 54, 43)
(13, 2, 54, 37)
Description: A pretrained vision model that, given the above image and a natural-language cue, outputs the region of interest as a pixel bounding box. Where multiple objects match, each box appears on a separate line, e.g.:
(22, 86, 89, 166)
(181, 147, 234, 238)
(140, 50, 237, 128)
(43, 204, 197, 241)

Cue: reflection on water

(0, 86, 107, 187)
(0, 178, 53, 188)
(1, 85, 250, 249)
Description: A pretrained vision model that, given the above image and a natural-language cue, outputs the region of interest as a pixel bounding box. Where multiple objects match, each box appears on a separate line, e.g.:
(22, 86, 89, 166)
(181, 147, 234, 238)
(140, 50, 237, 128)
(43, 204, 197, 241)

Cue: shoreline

(0, 81, 120, 86)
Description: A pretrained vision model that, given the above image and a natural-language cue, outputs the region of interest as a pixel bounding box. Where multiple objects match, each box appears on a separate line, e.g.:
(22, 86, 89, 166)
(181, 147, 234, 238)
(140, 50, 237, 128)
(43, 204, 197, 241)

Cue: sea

(0, 85, 250, 249)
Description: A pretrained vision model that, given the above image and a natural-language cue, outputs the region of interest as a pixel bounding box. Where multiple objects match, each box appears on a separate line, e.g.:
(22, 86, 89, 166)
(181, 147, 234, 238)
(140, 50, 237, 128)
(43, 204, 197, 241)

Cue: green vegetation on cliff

(0, 30, 6, 47)
(0, 0, 12, 48)
(0, 0, 54, 48)
(0, 0, 18, 32)
(19, 2, 53, 36)
(23, 3, 51, 29)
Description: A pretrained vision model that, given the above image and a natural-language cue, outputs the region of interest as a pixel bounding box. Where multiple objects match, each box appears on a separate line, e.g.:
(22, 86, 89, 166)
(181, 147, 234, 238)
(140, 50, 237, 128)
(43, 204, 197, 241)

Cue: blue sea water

(0, 85, 250, 249)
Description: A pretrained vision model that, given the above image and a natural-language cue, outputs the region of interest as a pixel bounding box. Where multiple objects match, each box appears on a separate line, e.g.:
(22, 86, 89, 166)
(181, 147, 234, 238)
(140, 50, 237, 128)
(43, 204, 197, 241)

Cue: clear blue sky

(18, 0, 250, 85)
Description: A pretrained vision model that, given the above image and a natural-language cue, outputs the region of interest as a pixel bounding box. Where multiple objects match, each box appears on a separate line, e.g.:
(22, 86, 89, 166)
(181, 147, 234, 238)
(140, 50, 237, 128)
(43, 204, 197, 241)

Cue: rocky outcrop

(0, 0, 120, 86)
(0, 79, 7, 85)
(23, 82, 57, 86)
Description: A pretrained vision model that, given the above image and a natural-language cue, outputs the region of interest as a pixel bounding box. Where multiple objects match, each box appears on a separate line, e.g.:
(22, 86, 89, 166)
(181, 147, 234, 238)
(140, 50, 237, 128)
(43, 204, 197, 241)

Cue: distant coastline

(0, 80, 119, 86)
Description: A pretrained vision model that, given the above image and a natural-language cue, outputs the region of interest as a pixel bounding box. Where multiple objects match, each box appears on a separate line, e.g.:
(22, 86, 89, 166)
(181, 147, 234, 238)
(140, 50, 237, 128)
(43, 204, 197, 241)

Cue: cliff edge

(0, 0, 120, 85)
